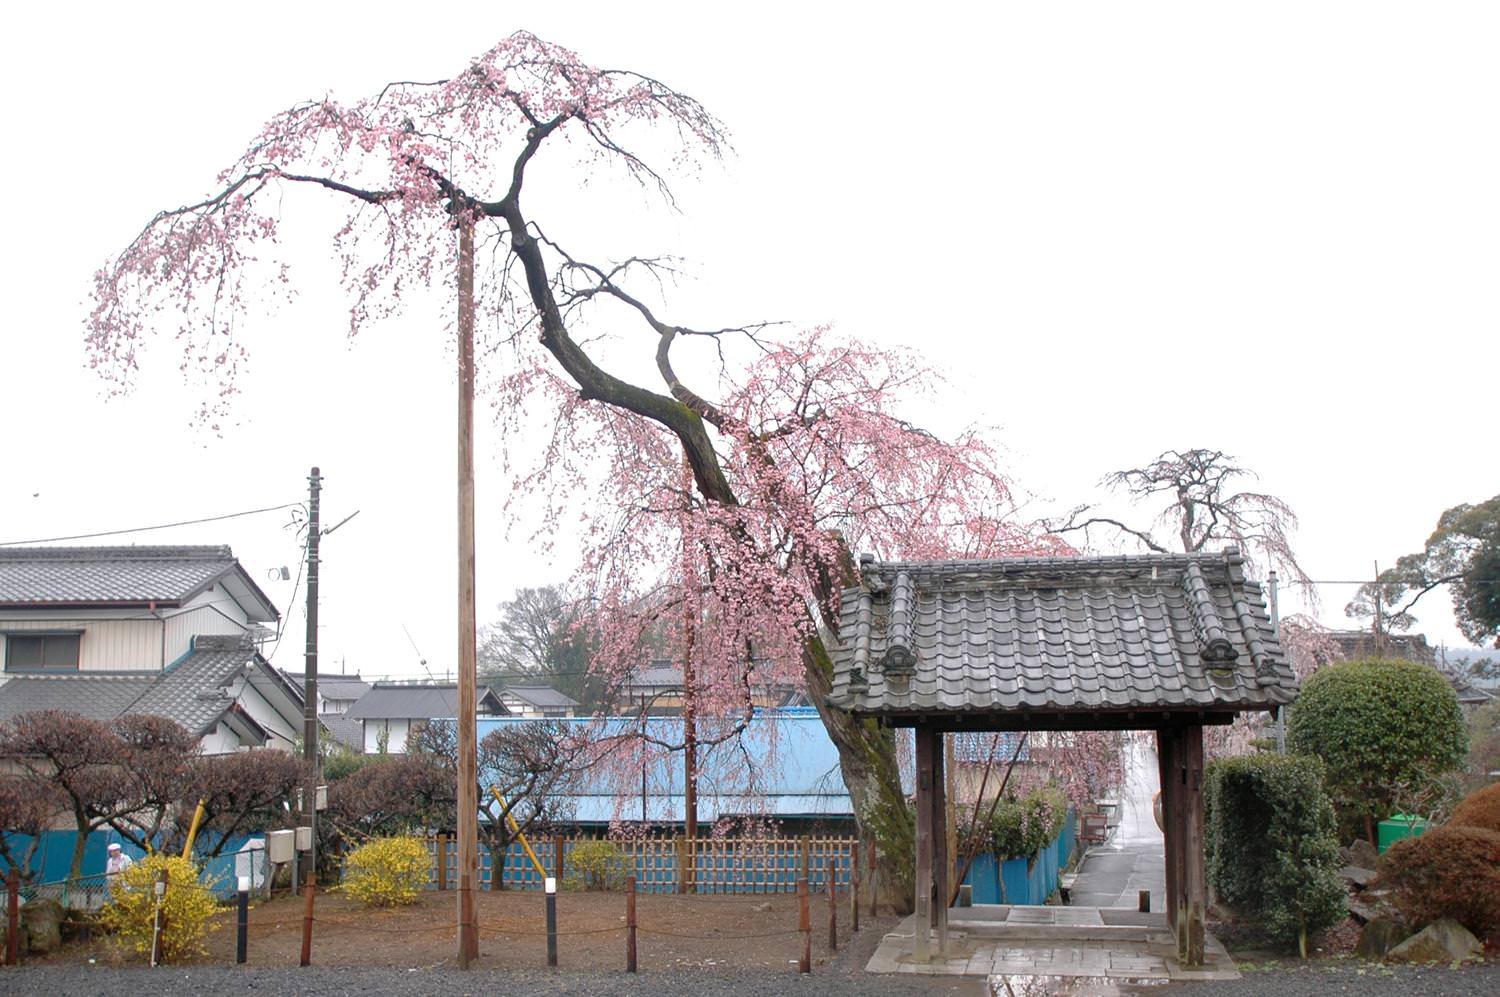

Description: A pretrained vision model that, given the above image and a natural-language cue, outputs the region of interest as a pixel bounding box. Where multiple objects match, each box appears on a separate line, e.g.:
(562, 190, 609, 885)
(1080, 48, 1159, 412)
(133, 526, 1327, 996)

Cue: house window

(5, 632, 82, 671)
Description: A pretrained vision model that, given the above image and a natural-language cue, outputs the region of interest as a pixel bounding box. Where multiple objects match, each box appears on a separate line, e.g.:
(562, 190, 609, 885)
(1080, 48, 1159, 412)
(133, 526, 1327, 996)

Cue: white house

(0, 545, 303, 752)
(344, 681, 506, 753)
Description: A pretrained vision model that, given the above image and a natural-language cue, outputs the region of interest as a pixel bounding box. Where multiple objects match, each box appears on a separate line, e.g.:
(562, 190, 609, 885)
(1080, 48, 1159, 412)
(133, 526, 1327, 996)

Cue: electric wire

(0, 502, 303, 547)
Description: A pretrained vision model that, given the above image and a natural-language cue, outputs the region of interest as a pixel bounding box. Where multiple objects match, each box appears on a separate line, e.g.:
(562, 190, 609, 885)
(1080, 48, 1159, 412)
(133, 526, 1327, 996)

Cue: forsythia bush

(564, 840, 626, 890)
(1379, 824, 1500, 939)
(342, 835, 430, 907)
(100, 854, 221, 962)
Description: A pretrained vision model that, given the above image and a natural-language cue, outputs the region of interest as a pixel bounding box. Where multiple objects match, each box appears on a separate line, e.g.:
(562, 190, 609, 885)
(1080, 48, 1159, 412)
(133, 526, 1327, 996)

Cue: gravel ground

(4, 959, 1497, 996)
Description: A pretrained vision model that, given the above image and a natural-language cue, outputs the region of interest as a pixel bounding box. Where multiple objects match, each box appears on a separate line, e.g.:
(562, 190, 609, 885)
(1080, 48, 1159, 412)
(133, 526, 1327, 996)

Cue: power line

(0, 501, 303, 546)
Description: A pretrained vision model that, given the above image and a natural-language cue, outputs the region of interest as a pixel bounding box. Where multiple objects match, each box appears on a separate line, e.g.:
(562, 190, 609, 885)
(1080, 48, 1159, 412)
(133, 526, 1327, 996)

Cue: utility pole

(301, 467, 322, 885)
(455, 211, 480, 968)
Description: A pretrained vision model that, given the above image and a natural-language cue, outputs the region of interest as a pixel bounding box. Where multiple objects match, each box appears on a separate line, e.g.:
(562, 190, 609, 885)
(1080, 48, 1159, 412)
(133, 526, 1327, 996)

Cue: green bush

(1205, 753, 1345, 956)
(1287, 658, 1467, 836)
(987, 785, 1067, 862)
(564, 839, 625, 891)
(342, 835, 430, 906)
(99, 853, 222, 962)
(1379, 824, 1500, 939)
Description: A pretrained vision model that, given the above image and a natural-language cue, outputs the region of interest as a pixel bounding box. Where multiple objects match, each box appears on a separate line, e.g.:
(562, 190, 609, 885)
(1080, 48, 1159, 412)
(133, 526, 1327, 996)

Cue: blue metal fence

(961, 811, 1076, 905)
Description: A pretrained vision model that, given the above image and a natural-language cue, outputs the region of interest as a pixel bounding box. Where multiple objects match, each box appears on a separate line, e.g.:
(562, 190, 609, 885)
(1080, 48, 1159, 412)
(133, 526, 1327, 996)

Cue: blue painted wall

(961, 811, 1075, 906)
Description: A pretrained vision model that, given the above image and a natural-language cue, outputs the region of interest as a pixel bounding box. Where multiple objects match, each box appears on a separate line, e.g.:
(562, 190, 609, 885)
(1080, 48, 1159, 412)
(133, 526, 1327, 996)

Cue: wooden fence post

(797, 878, 810, 973)
(868, 839, 878, 919)
(675, 835, 687, 895)
(5, 868, 19, 966)
(299, 875, 316, 967)
(236, 876, 250, 964)
(626, 875, 638, 973)
(799, 835, 810, 886)
(827, 857, 838, 951)
(436, 835, 448, 891)
(545, 876, 558, 968)
(553, 835, 565, 884)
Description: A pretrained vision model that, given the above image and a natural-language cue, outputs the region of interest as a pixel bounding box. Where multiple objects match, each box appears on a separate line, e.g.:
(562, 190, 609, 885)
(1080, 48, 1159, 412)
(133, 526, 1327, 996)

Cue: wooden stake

(827, 857, 838, 951)
(851, 839, 860, 933)
(797, 878, 811, 974)
(626, 876, 638, 972)
(299, 875, 316, 967)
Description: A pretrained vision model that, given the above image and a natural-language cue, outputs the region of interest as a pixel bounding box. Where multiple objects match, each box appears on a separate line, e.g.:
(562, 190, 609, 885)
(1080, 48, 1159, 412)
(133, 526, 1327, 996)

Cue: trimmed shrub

(99, 853, 221, 962)
(1205, 753, 1345, 955)
(1449, 781, 1500, 833)
(1379, 824, 1500, 939)
(564, 839, 625, 891)
(988, 785, 1067, 862)
(1287, 658, 1467, 835)
(342, 835, 429, 907)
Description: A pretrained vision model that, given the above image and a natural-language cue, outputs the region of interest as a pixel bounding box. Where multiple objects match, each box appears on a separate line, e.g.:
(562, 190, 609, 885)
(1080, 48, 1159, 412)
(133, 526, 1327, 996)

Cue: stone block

(1385, 918, 1482, 965)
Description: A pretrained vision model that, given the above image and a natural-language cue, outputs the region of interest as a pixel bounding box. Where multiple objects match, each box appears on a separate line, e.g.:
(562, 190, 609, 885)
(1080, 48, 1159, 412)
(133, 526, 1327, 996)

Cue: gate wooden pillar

(1180, 724, 1207, 966)
(1157, 724, 1207, 967)
(912, 724, 948, 960)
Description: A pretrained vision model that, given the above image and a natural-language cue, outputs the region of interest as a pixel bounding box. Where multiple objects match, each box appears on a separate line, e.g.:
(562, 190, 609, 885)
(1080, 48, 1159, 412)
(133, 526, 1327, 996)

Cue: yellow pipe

(181, 799, 207, 859)
(489, 786, 547, 879)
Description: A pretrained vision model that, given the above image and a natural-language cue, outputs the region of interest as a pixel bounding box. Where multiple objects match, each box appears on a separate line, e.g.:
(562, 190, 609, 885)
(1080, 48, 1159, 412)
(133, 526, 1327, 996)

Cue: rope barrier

(636, 926, 804, 940)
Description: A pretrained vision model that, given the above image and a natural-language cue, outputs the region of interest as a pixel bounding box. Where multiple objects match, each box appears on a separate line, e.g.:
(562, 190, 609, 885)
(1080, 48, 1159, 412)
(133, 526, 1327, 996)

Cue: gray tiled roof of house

(829, 549, 1296, 722)
(279, 671, 371, 703)
(497, 685, 580, 709)
(0, 673, 158, 723)
(0, 546, 278, 621)
(0, 546, 235, 604)
(319, 712, 365, 751)
(0, 633, 299, 737)
(344, 683, 504, 720)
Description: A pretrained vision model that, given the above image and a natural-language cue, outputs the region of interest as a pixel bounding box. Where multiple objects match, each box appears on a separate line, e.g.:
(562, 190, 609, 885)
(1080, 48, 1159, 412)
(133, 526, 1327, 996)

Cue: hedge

(1205, 753, 1345, 956)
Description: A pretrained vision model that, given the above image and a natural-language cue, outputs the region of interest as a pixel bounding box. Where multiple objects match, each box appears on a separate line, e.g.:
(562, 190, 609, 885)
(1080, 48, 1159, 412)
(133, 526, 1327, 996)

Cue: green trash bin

(1377, 814, 1428, 853)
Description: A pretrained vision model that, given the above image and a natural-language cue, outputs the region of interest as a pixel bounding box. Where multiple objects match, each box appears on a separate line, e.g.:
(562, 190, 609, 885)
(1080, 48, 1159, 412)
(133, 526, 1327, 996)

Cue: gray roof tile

(830, 550, 1297, 723)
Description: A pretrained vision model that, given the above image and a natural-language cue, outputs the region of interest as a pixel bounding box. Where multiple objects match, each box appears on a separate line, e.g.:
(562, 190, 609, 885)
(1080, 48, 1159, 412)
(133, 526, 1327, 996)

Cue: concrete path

(1066, 737, 1166, 913)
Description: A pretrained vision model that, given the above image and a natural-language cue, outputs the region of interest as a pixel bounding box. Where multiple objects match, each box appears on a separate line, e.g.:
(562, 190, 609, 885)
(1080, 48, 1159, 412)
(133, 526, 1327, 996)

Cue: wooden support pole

(931, 730, 949, 955)
(299, 875, 316, 967)
(6, 868, 19, 966)
(1155, 728, 1179, 933)
(913, 725, 936, 963)
(1182, 725, 1207, 967)
(827, 857, 838, 951)
(868, 839, 877, 919)
(545, 877, 558, 968)
(436, 835, 448, 892)
(797, 878, 811, 974)
(236, 879, 249, 964)
(626, 876, 638, 973)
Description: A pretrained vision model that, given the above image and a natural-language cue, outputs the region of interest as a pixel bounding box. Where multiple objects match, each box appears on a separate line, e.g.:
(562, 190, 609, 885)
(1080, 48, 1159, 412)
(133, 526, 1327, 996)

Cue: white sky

(2, 2, 1496, 678)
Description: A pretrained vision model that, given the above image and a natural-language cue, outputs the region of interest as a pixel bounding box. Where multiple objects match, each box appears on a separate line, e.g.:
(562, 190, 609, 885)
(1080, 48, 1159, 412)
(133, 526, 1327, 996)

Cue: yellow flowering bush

(99, 853, 221, 962)
(342, 835, 430, 906)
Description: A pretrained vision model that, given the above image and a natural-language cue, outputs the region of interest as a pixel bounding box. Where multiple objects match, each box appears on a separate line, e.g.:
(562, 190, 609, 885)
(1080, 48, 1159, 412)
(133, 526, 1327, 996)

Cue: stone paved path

(1067, 737, 1166, 912)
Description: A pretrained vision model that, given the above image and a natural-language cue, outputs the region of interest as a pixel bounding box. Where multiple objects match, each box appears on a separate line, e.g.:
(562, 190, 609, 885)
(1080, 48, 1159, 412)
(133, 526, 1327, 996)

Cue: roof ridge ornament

(1183, 561, 1237, 666)
(881, 571, 916, 674)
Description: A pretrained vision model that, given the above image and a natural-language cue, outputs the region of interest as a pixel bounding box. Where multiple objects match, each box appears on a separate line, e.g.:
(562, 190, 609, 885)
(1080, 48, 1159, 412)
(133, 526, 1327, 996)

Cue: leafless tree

(1050, 448, 1311, 589)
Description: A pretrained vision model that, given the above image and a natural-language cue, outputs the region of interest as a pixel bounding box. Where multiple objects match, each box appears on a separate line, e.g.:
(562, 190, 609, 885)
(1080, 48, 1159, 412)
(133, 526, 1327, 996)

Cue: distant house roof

(1326, 630, 1437, 665)
(1324, 630, 1494, 705)
(830, 550, 1295, 729)
(476, 709, 854, 824)
(319, 712, 365, 751)
(0, 546, 278, 623)
(632, 664, 684, 687)
(495, 685, 579, 710)
(280, 671, 371, 703)
(345, 682, 505, 721)
(0, 633, 301, 743)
